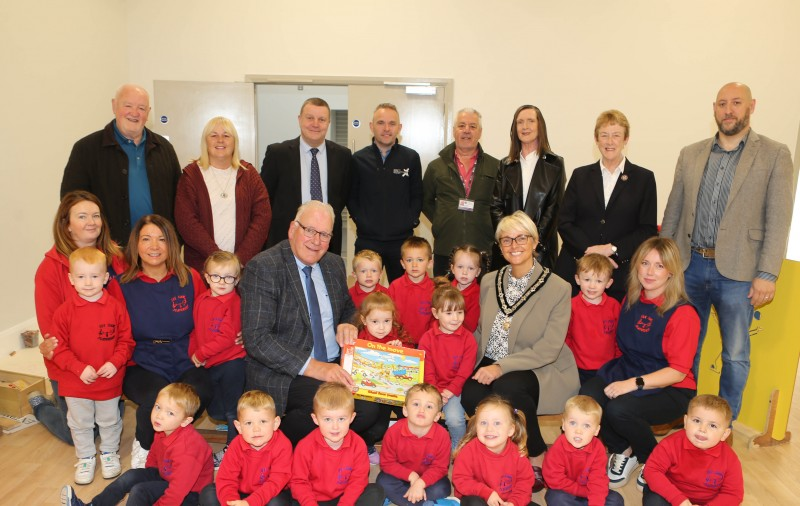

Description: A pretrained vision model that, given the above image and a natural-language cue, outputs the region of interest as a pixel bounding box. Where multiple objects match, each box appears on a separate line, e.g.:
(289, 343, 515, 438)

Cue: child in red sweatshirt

(449, 245, 484, 332)
(201, 390, 293, 506)
(290, 383, 385, 506)
(452, 395, 537, 506)
(349, 249, 389, 308)
(62, 383, 214, 506)
(52, 247, 135, 485)
(643, 394, 744, 506)
(189, 251, 246, 458)
(418, 279, 477, 450)
(543, 395, 623, 505)
(388, 236, 434, 344)
(376, 383, 452, 506)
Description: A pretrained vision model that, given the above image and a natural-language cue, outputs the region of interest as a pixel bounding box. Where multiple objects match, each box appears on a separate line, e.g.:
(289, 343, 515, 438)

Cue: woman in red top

(33, 190, 126, 445)
(175, 116, 271, 272)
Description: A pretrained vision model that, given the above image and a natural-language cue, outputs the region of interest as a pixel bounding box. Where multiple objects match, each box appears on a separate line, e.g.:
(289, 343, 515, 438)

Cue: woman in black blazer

(554, 110, 658, 301)
(490, 105, 566, 270)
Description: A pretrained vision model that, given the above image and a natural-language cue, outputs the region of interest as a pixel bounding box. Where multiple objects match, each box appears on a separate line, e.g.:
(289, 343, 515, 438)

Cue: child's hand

(96, 362, 118, 378)
(487, 491, 503, 506)
(80, 365, 98, 384)
(226, 500, 249, 506)
(442, 389, 454, 402)
(408, 471, 421, 484)
(191, 354, 205, 368)
(235, 331, 244, 347)
(403, 477, 427, 503)
(386, 339, 403, 347)
(39, 334, 58, 360)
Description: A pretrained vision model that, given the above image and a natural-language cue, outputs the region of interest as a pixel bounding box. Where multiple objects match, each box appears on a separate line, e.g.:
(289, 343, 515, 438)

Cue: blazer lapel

(283, 243, 312, 328)
(289, 137, 303, 204)
(606, 161, 631, 210)
(590, 163, 605, 211)
(726, 131, 759, 206)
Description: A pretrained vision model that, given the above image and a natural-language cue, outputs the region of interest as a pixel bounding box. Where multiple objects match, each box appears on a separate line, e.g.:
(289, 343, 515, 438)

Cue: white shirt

(201, 166, 237, 252)
(520, 150, 539, 206)
(299, 137, 328, 203)
(600, 157, 626, 207)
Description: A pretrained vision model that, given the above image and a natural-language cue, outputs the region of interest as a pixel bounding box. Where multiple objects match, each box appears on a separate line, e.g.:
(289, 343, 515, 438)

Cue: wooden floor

(1, 359, 798, 505)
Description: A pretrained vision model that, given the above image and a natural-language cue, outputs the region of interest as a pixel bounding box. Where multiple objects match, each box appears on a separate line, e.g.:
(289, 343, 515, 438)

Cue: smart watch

(635, 377, 645, 390)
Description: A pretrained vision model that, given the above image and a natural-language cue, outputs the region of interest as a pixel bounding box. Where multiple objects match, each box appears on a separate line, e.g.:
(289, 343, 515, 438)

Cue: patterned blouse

(485, 265, 536, 360)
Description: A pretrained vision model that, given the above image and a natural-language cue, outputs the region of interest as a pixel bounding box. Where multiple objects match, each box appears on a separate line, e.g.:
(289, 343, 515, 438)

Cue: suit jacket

(260, 137, 352, 255)
(476, 265, 579, 414)
(661, 130, 794, 281)
(554, 160, 658, 300)
(490, 152, 566, 269)
(239, 240, 356, 414)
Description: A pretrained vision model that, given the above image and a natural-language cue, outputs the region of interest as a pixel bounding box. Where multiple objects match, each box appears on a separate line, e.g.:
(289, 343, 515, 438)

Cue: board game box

(341, 339, 425, 406)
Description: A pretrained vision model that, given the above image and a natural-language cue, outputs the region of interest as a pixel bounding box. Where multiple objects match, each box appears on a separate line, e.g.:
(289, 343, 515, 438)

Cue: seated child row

(61, 383, 743, 506)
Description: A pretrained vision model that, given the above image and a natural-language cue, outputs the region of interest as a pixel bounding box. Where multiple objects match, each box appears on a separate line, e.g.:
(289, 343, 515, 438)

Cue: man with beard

(660, 82, 793, 421)
(423, 108, 499, 275)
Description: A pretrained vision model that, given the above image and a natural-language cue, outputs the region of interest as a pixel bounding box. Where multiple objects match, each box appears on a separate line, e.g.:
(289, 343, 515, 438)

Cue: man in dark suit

(61, 84, 181, 245)
(661, 82, 794, 420)
(260, 97, 352, 255)
(240, 200, 378, 445)
(555, 110, 658, 301)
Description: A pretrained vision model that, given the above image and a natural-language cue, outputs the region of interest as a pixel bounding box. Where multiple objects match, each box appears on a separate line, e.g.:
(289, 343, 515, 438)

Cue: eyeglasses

(498, 235, 531, 247)
(296, 221, 333, 243)
(208, 274, 237, 284)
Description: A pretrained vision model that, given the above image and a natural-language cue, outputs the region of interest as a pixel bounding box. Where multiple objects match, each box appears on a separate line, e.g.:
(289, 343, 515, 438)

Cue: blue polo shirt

(113, 121, 153, 226)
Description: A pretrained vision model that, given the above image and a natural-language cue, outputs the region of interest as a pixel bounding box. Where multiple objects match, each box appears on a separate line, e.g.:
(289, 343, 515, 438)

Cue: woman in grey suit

(461, 211, 579, 492)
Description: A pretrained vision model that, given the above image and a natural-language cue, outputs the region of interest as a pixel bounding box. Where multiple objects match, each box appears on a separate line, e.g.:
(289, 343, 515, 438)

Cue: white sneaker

(74, 456, 96, 485)
(636, 464, 647, 491)
(131, 439, 149, 469)
(100, 452, 121, 479)
(213, 445, 228, 470)
(607, 453, 638, 488)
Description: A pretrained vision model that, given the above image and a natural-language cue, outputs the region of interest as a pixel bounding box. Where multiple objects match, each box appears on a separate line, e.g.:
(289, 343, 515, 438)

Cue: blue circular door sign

(160, 115, 168, 124)
(352, 119, 360, 128)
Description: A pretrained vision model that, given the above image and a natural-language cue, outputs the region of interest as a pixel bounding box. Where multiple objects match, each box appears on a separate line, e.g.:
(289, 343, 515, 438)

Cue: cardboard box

(0, 370, 46, 418)
(341, 339, 425, 406)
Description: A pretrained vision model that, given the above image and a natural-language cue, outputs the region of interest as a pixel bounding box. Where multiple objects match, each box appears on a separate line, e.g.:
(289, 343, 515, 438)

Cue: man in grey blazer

(661, 82, 794, 419)
(240, 201, 378, 444)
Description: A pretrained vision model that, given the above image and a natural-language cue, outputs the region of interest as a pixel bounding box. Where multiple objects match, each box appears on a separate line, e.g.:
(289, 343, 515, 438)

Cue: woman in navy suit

(554, 110, 658, 301)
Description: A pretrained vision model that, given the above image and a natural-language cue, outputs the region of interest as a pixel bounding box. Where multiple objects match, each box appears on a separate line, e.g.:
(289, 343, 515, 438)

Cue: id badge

(458, 199, 475, 212)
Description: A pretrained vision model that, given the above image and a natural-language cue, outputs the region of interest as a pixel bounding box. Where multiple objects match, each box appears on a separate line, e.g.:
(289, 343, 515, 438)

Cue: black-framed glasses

(208, 274, 237, 284)
(296, 221, 333, 243)
(498, 234, 532, 247)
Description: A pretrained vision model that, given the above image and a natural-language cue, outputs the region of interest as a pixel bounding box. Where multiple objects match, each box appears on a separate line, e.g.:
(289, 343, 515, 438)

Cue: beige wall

(4, 0, 799, 341)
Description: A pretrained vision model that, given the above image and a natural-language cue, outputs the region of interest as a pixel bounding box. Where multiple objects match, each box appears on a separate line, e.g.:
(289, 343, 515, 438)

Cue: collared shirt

(299, 137, 328, 203)
(454, 151, 479, 197)
(294, 256, 337, 374)
(600, 157, 626, 207)
(376, 139, 394, 163)
(520, 150, 539, 206)
(113, 121, 152, 225)
(692, 132, 748, 248)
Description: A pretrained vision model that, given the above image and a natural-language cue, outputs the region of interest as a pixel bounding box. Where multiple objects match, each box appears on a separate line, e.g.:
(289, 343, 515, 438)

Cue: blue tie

(310, 147, 323, 201)
(302, 265, 327, 362)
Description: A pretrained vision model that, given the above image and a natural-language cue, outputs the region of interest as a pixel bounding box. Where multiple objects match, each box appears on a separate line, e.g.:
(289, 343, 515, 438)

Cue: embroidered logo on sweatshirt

(498, 473, 513, 494)
(98, 323, 117, 341)
(208, 317, 223, 333)
(422, 453, 435, 466)
(336, 466, 353, 485)
(635, 314, 653, 333)
(171, 295, 189, 312)
(704, 470, 724, 489)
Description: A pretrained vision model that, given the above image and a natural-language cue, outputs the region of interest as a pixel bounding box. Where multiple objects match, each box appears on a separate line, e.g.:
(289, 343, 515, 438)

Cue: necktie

(310, 147, 323, 201)
(302, 265, 327, 362)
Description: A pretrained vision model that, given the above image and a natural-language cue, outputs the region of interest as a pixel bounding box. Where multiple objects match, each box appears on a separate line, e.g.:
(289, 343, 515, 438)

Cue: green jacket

(423, 142, 500, 256)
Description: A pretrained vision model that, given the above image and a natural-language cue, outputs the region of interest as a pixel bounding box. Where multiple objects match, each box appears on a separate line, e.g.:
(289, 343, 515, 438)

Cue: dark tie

(302, 265, 327, 362)
(310, 147, 323, 201)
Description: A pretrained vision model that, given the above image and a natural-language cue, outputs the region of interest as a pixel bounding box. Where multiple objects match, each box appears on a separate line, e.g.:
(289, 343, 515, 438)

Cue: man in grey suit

(240, 200, 378, 444)
(661, 82, 794, 419)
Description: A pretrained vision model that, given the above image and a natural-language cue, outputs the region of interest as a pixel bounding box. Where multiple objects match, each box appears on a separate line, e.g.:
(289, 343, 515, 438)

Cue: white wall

(4, 0, 800, 345)
(1, 2, 127, 339)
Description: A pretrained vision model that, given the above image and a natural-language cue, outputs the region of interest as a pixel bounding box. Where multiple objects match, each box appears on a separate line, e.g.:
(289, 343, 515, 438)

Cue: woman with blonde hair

(580, 237, 700, 492)
(175, 116, 271, 272)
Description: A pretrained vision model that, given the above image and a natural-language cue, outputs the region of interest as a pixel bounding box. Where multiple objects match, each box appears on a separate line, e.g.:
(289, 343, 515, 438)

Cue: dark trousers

(91, 467, 199, 506)
(199, 484, 291, 506)
(123, 365, 213, 449)
(580, 376, 693, 461)
(545, 488, 624, 505)
(461, 496, 539, 506)
(281, 375, 380, 446)
(461, 357, 547, 456)
(433, 254, 451, 277)
(355, 236, 407, 283)
(642, 484, 671, 505)
(376, 471, 451, 506)
(290, 484, 385, 506)
(361, 403, 404, 448)
(207, 358, 246, 444)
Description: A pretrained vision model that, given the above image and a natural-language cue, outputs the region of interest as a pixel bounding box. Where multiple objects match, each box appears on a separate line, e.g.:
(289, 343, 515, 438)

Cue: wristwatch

(635, 377, 645, 390)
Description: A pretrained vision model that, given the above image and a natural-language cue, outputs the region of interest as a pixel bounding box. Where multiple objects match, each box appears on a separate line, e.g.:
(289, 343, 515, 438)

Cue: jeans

(207, 358, 245, 444)
(290, 484, 385, 506)
(33, 379, 73, 445)
(642, 484, 671, 505)
(90, 467, 200, 506)
(461, 497, 539, 506)
(199, 484, 291, 506)
(685, 251, 754, 419)
(545, 489, 624, 506)
(375, 471, 451, 506)
(443, 394, 466, 450)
